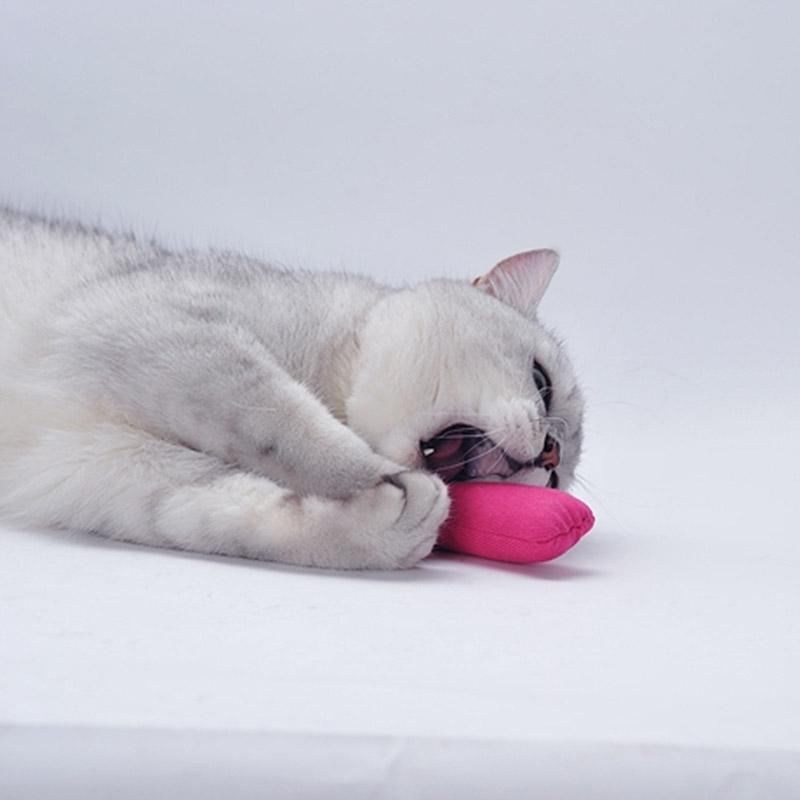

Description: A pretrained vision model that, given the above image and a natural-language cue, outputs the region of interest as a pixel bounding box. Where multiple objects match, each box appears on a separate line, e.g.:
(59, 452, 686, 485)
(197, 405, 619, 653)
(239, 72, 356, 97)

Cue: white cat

(0, 208, 584, 569)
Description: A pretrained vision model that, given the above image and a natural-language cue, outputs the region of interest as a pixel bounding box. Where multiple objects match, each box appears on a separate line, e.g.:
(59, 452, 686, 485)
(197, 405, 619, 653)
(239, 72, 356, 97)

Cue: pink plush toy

(437, 482, 594, 564)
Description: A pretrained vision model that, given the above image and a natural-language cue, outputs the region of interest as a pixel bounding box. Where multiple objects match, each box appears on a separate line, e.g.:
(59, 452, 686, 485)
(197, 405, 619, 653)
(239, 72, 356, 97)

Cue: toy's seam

(474, 512, 594, 547)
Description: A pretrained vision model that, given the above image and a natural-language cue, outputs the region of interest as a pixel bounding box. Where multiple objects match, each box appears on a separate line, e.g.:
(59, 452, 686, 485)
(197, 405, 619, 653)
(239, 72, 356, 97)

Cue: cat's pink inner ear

(473, 249, 559, 314)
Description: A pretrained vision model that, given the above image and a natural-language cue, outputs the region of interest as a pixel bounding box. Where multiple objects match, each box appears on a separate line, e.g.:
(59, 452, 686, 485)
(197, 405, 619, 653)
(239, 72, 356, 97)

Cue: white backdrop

(2, 2, 799, 797)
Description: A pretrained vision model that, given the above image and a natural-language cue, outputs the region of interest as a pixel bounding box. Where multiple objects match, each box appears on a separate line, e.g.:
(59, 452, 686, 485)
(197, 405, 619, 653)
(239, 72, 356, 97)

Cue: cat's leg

(0, 420, 449, 569)
(53, 303, 410, 499)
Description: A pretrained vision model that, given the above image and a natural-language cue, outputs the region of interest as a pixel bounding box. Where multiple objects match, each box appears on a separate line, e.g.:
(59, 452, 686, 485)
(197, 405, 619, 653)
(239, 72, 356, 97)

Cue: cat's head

(346, 250, 585, 490)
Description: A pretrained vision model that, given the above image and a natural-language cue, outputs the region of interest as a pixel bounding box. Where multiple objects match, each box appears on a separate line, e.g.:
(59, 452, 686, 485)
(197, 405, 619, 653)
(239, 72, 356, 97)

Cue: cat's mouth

(420, 424, 559, 487)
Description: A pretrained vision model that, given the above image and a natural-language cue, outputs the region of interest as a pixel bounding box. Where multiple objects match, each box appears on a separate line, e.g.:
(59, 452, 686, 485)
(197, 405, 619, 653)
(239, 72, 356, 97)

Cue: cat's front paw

(381, 470, 451, 566)
(328, 470, 450, 569)
(374, 470, 451, 568)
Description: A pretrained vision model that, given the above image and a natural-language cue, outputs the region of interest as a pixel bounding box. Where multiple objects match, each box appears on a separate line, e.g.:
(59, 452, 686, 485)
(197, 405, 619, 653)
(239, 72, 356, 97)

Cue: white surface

(3, 729, 800, 800)
(2, 0, 799, 796)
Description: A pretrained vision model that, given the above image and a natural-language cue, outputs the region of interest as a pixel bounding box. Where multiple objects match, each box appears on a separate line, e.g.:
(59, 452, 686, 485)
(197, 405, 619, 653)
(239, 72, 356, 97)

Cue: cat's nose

(534, 435, 560, 470)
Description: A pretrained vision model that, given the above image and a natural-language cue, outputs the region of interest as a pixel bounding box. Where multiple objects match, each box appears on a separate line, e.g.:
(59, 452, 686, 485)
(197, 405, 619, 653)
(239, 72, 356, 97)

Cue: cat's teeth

(422, 447, 435, 457)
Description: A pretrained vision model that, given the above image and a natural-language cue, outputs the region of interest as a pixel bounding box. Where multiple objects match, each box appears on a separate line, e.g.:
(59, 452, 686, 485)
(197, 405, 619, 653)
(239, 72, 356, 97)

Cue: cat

(0, 207, 584, 569)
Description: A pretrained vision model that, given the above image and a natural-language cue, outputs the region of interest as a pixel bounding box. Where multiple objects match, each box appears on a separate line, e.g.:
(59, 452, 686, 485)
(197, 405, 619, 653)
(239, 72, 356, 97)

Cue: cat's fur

(0, 207, 584, 569)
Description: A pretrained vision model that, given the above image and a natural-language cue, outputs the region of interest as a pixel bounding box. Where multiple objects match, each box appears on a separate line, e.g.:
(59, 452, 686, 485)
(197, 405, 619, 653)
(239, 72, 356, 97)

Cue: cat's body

(0, 207, 584, 569)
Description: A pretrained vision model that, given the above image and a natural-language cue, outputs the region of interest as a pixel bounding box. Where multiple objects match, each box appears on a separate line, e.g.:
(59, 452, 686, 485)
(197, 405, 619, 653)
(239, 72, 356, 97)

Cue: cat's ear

(472, 249, 559, 314)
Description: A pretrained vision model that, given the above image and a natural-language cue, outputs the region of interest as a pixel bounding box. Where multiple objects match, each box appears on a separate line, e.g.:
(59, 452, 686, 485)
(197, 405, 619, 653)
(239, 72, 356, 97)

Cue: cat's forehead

(376, 281, 568, 384)
(414, 278, 520, 315)
(412, 279, 549, 340)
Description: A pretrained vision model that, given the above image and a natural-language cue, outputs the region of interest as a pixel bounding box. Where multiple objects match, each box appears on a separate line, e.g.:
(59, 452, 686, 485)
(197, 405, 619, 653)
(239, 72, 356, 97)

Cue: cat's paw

(320, 470, 450, 569)
(380, 470, 451, 566)
(370, 470, 451, 568)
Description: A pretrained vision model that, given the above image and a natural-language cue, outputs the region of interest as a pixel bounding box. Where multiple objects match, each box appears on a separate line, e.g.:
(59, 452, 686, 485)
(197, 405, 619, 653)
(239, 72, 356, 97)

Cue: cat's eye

(532, 360, 552, 411)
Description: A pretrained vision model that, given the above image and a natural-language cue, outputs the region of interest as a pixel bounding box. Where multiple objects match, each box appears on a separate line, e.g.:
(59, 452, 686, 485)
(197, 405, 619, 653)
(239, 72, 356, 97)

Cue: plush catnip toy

(438, 483, 594, 563)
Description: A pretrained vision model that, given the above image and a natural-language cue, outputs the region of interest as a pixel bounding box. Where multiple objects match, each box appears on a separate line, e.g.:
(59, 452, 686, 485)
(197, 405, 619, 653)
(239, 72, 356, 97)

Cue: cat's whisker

(570, 472, 607, 503)
(425, 426, 508, 442)
(443, 437, 515, 474)
(571, 473, 592, 492)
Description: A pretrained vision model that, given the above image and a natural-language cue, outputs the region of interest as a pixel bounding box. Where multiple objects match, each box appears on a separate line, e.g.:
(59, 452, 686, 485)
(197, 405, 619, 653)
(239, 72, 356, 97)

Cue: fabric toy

(438, 482, 594, 564)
